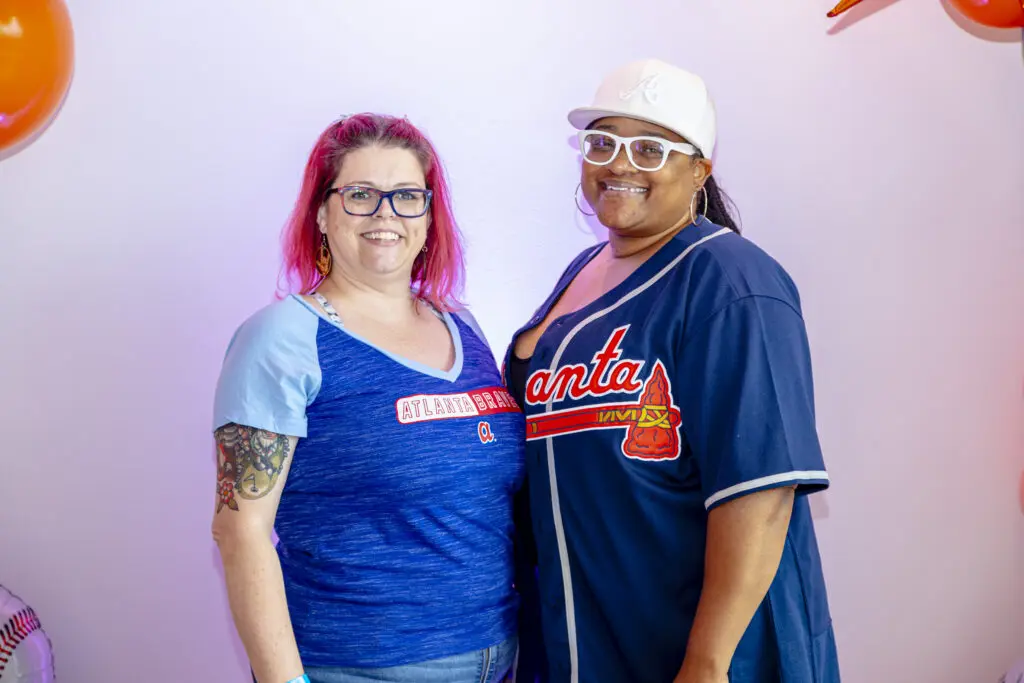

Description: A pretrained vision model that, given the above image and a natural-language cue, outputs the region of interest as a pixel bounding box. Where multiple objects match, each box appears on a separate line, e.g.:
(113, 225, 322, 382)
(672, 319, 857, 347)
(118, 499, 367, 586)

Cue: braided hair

(701, 174, 741, 234)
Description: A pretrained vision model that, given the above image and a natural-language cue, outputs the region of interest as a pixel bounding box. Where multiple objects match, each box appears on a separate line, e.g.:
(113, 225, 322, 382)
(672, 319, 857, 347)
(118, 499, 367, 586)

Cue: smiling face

(580, 116, 710, 241)
(318, 144, 430, 288)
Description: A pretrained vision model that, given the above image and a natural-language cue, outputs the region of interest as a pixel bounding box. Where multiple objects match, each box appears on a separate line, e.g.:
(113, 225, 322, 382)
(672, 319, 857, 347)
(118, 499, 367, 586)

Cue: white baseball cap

(568, 58, 717, 159)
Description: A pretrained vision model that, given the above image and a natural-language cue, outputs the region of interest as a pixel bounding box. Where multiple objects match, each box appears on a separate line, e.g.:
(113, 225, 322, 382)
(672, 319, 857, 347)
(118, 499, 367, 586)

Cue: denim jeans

(302, 635, 518, 683)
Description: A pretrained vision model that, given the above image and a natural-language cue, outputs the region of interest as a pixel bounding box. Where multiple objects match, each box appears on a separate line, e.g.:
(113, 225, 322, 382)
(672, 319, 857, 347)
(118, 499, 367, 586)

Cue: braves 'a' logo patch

(477, 421, 496, 444)
(524, 326, 681, 461)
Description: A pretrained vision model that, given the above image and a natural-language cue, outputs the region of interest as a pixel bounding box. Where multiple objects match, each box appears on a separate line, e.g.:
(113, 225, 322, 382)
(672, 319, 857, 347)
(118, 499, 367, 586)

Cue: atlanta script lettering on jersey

(525, 326, 645, 405)
(524, 326, 683, 461)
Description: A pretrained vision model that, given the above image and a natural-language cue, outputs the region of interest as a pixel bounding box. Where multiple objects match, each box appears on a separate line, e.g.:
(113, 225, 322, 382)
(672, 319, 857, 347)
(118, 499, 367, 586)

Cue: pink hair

(278, 113, 465, 312)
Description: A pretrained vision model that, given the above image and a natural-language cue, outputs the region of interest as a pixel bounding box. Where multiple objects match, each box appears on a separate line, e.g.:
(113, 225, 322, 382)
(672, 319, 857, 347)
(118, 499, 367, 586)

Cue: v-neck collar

(290, 294, 464, 383)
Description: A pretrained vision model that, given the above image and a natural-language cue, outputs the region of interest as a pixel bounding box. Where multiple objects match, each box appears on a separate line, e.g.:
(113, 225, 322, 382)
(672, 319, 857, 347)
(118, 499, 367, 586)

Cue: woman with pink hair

(210, 114, 523, 683)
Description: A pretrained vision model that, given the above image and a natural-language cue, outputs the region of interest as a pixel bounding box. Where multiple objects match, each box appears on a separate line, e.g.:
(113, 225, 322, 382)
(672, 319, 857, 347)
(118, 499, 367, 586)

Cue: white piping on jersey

(541, 227, 731, 683)
(704, 470, 829, 509)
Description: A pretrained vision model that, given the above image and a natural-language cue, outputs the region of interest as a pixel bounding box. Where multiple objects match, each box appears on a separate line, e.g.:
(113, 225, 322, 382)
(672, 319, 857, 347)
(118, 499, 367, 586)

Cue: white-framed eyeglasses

(577, 130, 699, 172)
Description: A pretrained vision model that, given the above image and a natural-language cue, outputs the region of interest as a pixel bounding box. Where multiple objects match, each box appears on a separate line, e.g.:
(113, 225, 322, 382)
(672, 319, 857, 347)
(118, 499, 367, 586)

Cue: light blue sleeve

(212, 297, 322, 438)
(454, 306, 490, 348)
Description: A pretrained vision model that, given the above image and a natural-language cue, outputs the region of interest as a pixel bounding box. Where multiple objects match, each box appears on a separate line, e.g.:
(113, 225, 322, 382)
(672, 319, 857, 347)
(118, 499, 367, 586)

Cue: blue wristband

(285, 676, 309, 683)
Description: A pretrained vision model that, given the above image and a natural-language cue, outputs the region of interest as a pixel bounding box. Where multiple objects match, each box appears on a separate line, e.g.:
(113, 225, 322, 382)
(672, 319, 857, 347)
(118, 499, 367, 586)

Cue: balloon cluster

(827, 0, 1024, 28)
(0, 0, 75, 160)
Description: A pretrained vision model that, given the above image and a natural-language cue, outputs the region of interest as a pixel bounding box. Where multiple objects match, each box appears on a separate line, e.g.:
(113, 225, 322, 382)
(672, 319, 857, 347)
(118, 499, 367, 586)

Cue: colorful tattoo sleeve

(214, 424, 291, 512)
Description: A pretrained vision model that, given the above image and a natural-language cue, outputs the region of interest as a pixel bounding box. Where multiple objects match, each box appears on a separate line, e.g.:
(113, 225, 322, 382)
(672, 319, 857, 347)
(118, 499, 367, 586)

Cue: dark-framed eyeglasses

(325, 185, 433, 218)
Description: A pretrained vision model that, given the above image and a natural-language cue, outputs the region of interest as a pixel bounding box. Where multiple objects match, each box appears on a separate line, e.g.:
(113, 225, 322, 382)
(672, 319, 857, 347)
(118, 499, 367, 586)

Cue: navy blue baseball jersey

(504, 221, 840, 683)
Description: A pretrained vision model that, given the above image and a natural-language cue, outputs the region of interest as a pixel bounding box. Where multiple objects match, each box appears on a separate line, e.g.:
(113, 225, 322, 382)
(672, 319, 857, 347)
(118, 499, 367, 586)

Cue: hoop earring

(315, 233, 332, 277)
(689, 185, 709, 226)
(574, 183, 596, 217)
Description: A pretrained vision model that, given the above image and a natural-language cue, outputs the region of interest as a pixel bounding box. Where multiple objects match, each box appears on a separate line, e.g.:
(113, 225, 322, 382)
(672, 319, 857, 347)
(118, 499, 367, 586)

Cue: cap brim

(567, 106, 646, 132)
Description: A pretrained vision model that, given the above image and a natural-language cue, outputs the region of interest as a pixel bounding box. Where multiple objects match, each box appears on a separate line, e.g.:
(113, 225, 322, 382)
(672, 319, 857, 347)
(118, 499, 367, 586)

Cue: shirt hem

(296, 622, 516, 669)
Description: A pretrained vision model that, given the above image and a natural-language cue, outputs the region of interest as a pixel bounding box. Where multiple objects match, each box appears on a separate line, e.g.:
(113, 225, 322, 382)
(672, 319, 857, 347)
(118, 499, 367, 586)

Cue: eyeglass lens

(581, 132, 667, 170)
(341, 187, 429, 217)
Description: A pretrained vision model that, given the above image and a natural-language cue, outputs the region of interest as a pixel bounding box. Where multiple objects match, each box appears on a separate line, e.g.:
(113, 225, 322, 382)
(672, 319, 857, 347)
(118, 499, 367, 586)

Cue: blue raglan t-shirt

(212, 294, 525, 668)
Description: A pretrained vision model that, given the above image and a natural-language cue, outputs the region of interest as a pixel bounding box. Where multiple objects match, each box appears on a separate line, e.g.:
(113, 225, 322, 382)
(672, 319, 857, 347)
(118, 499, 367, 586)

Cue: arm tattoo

(214, 424, 291, 513)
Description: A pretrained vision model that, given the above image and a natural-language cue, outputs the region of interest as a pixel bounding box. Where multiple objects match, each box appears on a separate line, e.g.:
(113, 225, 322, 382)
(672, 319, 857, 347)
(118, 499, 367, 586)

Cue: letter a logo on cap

(619, 74, 662, 105)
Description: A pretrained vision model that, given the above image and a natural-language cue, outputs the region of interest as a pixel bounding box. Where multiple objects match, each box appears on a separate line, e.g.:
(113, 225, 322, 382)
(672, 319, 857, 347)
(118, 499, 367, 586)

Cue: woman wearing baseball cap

(506, 60, 840, 683)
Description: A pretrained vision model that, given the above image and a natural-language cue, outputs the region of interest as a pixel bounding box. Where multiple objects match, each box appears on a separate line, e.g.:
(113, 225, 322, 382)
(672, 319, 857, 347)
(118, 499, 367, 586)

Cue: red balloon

(0, 0, 75, 158)
(948, 0, 1024, 28)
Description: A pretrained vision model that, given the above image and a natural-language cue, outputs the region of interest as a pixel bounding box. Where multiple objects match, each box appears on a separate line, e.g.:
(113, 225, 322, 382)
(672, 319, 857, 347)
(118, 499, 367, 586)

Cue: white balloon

(0, 585, 55, 683)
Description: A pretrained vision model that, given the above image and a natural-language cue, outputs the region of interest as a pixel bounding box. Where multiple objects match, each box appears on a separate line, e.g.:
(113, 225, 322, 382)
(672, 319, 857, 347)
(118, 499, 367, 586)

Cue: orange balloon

(0, 0, 75, 158)
(948, 0, 1024, 27)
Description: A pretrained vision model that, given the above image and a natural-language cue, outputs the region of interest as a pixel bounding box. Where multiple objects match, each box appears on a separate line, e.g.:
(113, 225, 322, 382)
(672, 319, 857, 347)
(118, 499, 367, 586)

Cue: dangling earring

(315, 233, 332, 277)
(574, 183, 596, 217)
(689, 185, 709, 226)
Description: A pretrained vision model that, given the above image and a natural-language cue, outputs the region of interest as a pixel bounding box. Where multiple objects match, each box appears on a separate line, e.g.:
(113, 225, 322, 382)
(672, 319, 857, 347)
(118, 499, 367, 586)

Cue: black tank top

(506, 353, 531, 410)
(506, 352, 547, 680)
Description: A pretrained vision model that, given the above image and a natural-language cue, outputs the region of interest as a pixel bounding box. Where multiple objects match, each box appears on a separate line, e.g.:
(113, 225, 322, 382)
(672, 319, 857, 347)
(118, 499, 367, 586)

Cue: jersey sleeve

(212, 301, 322, 438)
(676, 295, 829, 510)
